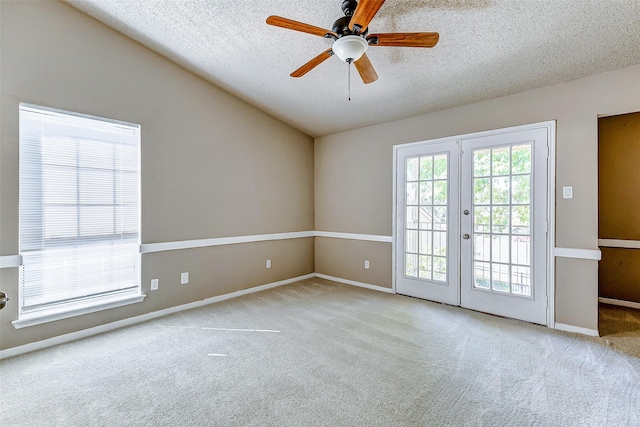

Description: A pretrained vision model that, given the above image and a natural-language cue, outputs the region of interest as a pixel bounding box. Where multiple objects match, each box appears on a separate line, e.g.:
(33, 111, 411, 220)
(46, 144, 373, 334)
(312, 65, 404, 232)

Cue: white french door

(459, 127, 549, 324)
(394, 123, 552, 325)
(395, 140, 460, 305)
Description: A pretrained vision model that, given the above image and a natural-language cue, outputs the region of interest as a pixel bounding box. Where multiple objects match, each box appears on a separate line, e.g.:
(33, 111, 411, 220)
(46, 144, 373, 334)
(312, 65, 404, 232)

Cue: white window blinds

(19, 104, 141, 317)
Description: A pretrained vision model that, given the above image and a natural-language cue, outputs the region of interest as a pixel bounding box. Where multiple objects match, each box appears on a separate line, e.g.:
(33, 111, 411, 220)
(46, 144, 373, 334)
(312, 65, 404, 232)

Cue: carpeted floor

(1, 278, 639, 426)
(599, 302, 640, 358)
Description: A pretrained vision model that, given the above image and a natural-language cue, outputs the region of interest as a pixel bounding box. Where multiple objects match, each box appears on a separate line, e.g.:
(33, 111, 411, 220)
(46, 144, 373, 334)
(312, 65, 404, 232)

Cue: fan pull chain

(348, 60, 351, 101)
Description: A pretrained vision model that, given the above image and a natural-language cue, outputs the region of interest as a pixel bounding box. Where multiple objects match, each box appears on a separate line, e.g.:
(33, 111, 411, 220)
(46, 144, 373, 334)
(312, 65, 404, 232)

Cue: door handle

(0, 291, 10, 310)
(462, 234, 470, 239)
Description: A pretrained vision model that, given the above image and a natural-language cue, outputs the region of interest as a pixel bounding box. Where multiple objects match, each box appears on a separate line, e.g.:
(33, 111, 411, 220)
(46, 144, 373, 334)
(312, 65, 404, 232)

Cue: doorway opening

(597, 111, 640, 339)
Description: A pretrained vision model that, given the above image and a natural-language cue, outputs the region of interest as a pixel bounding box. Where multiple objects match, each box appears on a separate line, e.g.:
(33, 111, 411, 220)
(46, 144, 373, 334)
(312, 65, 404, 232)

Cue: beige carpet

(1, 278, 639, 426)
(599, 303, 640, 358)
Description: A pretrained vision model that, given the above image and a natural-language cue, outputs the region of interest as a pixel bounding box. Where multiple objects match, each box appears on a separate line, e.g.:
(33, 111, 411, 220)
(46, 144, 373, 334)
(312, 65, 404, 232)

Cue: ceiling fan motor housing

(332, 1, 368, 63)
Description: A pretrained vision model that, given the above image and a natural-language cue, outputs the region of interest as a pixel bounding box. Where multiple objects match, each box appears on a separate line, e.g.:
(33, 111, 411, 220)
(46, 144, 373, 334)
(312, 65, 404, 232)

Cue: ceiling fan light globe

(332, 35, 368, 62)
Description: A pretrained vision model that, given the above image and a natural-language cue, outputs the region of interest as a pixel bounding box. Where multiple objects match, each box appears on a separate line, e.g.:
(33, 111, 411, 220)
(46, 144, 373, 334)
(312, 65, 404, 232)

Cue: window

(16, 104, 143, 326)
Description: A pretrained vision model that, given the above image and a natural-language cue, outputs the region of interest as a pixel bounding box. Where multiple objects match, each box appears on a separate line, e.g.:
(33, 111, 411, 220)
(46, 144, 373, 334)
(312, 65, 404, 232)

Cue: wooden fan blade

(367, 32, 440, 48)
(291, 49, 335, 78)
(354, 53, 378, 84)
(349, 0, 385, 33)
(267, 16, 337, 38)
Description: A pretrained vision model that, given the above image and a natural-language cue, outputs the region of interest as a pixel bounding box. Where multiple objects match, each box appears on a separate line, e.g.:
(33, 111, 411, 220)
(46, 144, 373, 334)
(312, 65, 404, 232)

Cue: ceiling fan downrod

(347, 58, 352, 101)
(332, 0, 368, 38)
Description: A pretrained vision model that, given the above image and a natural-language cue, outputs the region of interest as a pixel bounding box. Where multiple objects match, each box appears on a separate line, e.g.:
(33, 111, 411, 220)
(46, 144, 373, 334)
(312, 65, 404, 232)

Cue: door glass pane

(491, 235, 510, 263)
(492, 177, 510, 204)
(433, 256, 447, 281)
(406, 230, 418, 253)
(512, 145, 531, 174)
(419, 231, 432, 254)
(474, 178, 490, 204)
(492, 206, 510, 233)
(406, 254, 418, 277)
(433, 231, 447, 256)
(407, 158, 419, 181)
(433, 155, 448, 179)
(407, 206, 418, 229)
(511, 205, 530, 234)
(474, 261, 490, 289)
(419, 157, 433, 180)
(419, 255, 432, 279)
(511, 266, 531, 296)
(491, 263, 510, 292)
(492, 147, 510, 175)
(474, 234, 490, 261)
(433, 206, 447, 230)
(474, 207, 490, 232)
(433, 181, 447, 205)
(405, 154, 448, 282)
(511, 175, 530, 204)
(419, 207, 432, 230)
(471, 144, 533, 297)
(474, 150, 490, 177)
(511, 236, 530, 265)
(406, 182, 418, 205)
(420, 182, 432, 204)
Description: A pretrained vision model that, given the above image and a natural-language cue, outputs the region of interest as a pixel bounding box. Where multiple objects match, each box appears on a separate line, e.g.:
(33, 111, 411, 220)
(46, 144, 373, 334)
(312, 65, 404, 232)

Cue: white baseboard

(554, 322, 600, 337)
(599, 297, 640, 310)
(0, 273, 315, 360)
(315, 273, 394, 294)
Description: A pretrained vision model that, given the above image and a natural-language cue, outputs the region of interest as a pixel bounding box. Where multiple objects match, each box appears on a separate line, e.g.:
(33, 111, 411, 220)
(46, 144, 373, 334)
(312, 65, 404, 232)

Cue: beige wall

(315, 64, 640, 331)
(315, 238, 392, 289)
(0, 1, 314, 350)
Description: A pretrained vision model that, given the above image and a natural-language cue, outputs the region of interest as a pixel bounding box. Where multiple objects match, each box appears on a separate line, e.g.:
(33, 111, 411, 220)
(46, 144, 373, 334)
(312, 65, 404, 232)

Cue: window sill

(12, 293, 146, 329)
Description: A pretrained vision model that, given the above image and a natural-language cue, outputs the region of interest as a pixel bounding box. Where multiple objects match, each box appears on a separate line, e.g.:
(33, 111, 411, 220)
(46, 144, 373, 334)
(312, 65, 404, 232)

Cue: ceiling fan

(266, 0, 439, 84)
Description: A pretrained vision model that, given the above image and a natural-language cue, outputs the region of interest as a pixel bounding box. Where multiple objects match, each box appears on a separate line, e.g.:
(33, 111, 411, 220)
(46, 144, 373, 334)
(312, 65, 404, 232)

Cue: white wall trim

(0, 273, 315, 360)
(314, 231, 392, 243)
(598, 239, 640, 249)
(554, 247, 602, 261)
(0, 255, 22, 269)
(315, 273, 394, 294)
(140, 231, 315, 254)
(599, 297, 640, 310)
(554, 322, 599, 337)
(140, 231, 393, 254)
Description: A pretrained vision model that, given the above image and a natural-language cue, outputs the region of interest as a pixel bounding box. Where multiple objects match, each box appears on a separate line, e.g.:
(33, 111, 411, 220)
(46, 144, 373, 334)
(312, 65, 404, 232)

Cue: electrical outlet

(364, 260, 370, 269)
(150, 279, 159, 290)
(266, 260, 271, 269)
(181, 272, 189, 285)
(563, 186, 573, 199)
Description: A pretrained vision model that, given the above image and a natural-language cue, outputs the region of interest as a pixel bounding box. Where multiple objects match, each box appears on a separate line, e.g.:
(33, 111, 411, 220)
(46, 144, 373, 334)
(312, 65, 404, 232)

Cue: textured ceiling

(66, 0, 640, 137)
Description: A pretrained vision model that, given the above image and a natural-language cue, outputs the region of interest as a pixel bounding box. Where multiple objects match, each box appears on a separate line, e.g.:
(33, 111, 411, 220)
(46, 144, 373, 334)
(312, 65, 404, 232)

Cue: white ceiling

(66, 0, 640, 137)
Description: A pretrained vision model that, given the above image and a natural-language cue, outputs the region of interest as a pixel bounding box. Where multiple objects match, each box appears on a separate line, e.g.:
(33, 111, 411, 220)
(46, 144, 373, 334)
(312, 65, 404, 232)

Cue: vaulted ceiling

(67, 0, 640, 137)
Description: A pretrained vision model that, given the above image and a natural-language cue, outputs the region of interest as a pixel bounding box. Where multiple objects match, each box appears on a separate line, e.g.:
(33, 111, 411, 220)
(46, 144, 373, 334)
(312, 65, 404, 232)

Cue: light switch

(563, 186, 573, 199)
(181, 272, 189, 284)
(150, 279, 159, 290)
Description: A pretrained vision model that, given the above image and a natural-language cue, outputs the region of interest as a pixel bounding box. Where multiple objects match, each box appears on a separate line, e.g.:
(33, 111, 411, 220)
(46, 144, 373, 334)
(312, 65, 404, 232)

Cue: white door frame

(392, 121, 556, 328)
